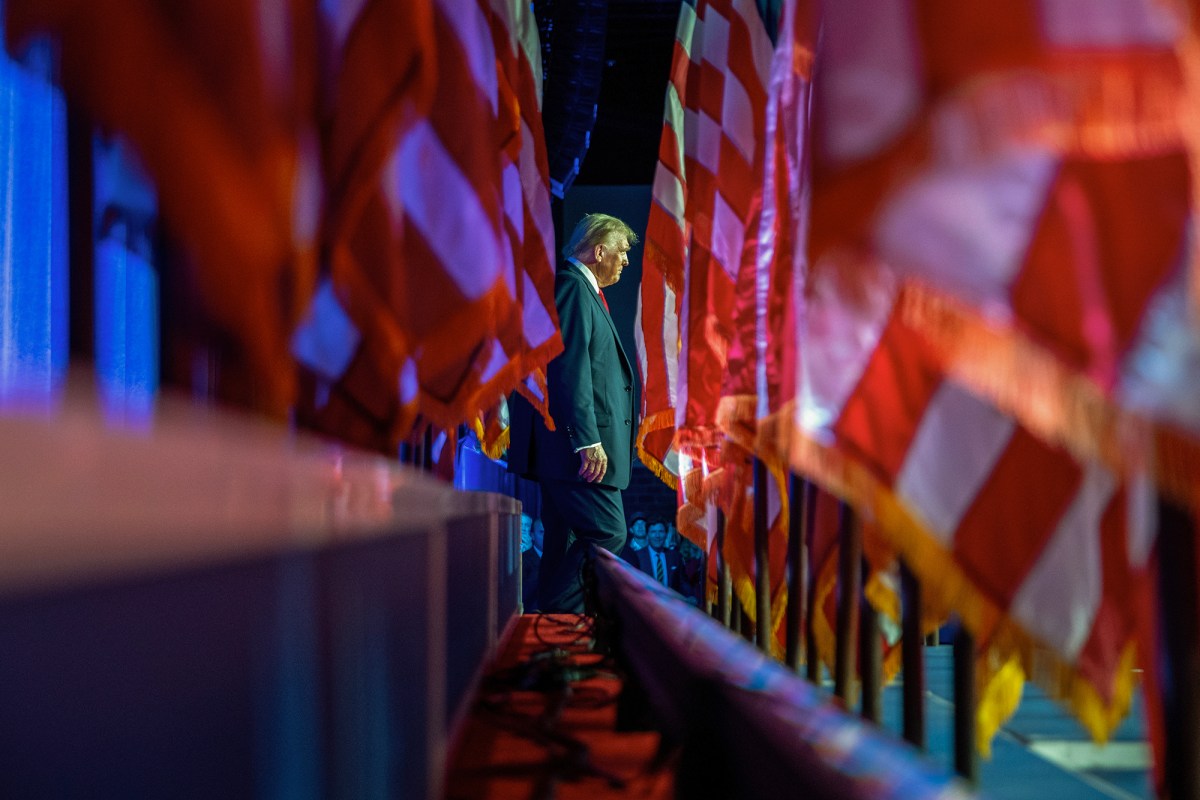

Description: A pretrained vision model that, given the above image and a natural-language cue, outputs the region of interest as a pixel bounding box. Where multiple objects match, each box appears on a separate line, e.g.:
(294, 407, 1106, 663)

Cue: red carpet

(444, 614, 674, 799)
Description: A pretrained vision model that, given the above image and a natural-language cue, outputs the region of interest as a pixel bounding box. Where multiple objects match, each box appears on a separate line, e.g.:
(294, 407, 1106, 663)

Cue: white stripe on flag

(737, 0, 774, 84)
(695, 111, 723, 177)
(818, 0, 923, 164)
(652, 161, 687, 227)
(502, 158, 524, 303)
(291, 277, 361, 380)
(389, 121, 505, 300)
(1039, 0, 1178, 46)
(481, 338, 511, 384)
(798, 260, 896, 433)
(675, 274, 690, 428)
(522, 270, 556, 348)
(663, 84, 687, 166)
(491, 0, 545, 107)
(1010, 463, 1113, 660)
(502, 160, 524, 238)
(518, 120, 555, 264)
(524, 373, 545, 402)
(711, 192, 745, 281)
(676, 0, 698, 60)
(873, 151, 1059, 305)
(436, 0, 500, 115)
(720, 66, 759, 164)
(664, 282, 680, 408)
(895, 381, 1016, 543)
(699, 5, 731, 75)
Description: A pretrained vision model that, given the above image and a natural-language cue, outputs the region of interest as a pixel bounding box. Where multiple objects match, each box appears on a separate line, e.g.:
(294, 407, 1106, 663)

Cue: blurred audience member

(678, 536, 706, 606)
(522, 517, 544, 611)
(621, 511, 648, 564)
(520, 512, 533, 553)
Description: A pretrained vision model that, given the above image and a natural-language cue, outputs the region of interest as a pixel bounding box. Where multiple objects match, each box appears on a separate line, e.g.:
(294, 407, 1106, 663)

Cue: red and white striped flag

(716, 0, 815, 643)
(293, 0, 560, 454)
(790, 252, 1155, 747)
(809, 0, 1197, 509)
(487, 0, 561, 429)
(637, 0, 695, 487)
(785, 0, 1200, 756)
(637, 0, 774, 528)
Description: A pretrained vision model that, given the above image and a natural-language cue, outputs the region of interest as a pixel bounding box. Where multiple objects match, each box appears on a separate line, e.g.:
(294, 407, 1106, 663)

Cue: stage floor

(444, 614, 674, 800)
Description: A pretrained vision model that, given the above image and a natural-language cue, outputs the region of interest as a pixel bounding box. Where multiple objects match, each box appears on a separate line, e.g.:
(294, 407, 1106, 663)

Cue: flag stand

(859, 558, 882, 723)
(753, 457, 771, 651)
(901, 561, 926, 749)
(953, 625, 978, 784)
(833, 502, 861, 704)
(785, 475, 811, 671)
(1157, 495, 1200, 800)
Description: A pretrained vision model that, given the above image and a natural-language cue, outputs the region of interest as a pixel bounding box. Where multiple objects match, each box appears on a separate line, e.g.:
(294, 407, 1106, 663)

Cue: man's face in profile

(594, 237, 630, 288)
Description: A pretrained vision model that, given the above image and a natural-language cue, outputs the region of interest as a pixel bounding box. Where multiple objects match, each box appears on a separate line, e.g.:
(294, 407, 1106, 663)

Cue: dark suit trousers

(537, 479, 627, 613)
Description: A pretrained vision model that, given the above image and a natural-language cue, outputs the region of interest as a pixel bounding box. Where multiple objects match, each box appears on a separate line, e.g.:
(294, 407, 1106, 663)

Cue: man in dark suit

(635, 519, 683, 593)
(508, 213, 639, 612)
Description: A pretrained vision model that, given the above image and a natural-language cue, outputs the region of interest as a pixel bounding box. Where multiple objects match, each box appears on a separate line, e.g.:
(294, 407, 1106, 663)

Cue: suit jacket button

(624, 419, 631, 425)
(625, 386, 631, 391)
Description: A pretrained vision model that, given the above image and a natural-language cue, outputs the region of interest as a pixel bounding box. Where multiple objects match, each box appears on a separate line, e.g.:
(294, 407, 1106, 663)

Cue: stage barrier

(590, 547, 976, 800)
(0, 398, 521, 799)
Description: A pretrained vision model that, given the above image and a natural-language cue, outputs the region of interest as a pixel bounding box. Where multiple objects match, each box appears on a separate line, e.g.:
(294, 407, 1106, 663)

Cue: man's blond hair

(561, 213, 639, 261)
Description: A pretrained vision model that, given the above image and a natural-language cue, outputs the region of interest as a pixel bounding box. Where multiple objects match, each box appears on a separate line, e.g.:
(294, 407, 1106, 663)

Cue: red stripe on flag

(1075, 487, 1141, 705)
(832, 312, 942, 484)
(953, 429, 1083, 609)
(1010, 154, 1189, 380)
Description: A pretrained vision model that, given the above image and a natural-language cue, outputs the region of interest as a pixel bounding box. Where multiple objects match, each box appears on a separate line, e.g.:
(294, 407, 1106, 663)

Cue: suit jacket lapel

(563, 266, 633, 380)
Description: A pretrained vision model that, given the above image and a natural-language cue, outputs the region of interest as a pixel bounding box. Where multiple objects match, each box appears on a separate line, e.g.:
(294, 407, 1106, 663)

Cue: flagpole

(901, 560, 926, 749)
(716, 509, 732, 627)
(833, 502, 861, 704)
(1157, 495, 1200, 800)
(953, 626, 978, 784)
(805, 487, 821, 684)
(859, 557, 882, 723)
(753, 456, 771, 651)
(785, 475, 810, 671)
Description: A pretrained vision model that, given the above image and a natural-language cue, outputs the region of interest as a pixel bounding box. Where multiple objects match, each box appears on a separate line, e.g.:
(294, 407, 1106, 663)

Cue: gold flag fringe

(900, 281, 1200, 514)
(471, 415, 511, 461)
(786, 423, 1141, 750)
(636, 409, 679, 489)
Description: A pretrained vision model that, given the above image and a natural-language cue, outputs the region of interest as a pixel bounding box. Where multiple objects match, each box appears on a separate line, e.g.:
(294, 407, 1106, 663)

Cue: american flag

(785, 0, 1200, 762)
(10, 0, 561, 452)
(293, 0, 559, 453)
(716, 0, 814, 646)
(637, 0, 774, 534)
(789, 251, 1155, 749)
(809, 0, 1196, 507)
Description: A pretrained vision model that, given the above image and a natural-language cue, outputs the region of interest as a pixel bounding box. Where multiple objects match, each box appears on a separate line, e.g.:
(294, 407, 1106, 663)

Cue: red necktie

(599, 289, 610, 313)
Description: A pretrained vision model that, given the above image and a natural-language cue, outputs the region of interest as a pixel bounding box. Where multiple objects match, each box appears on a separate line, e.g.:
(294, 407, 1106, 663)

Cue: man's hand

(578, 443, 608, 483)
